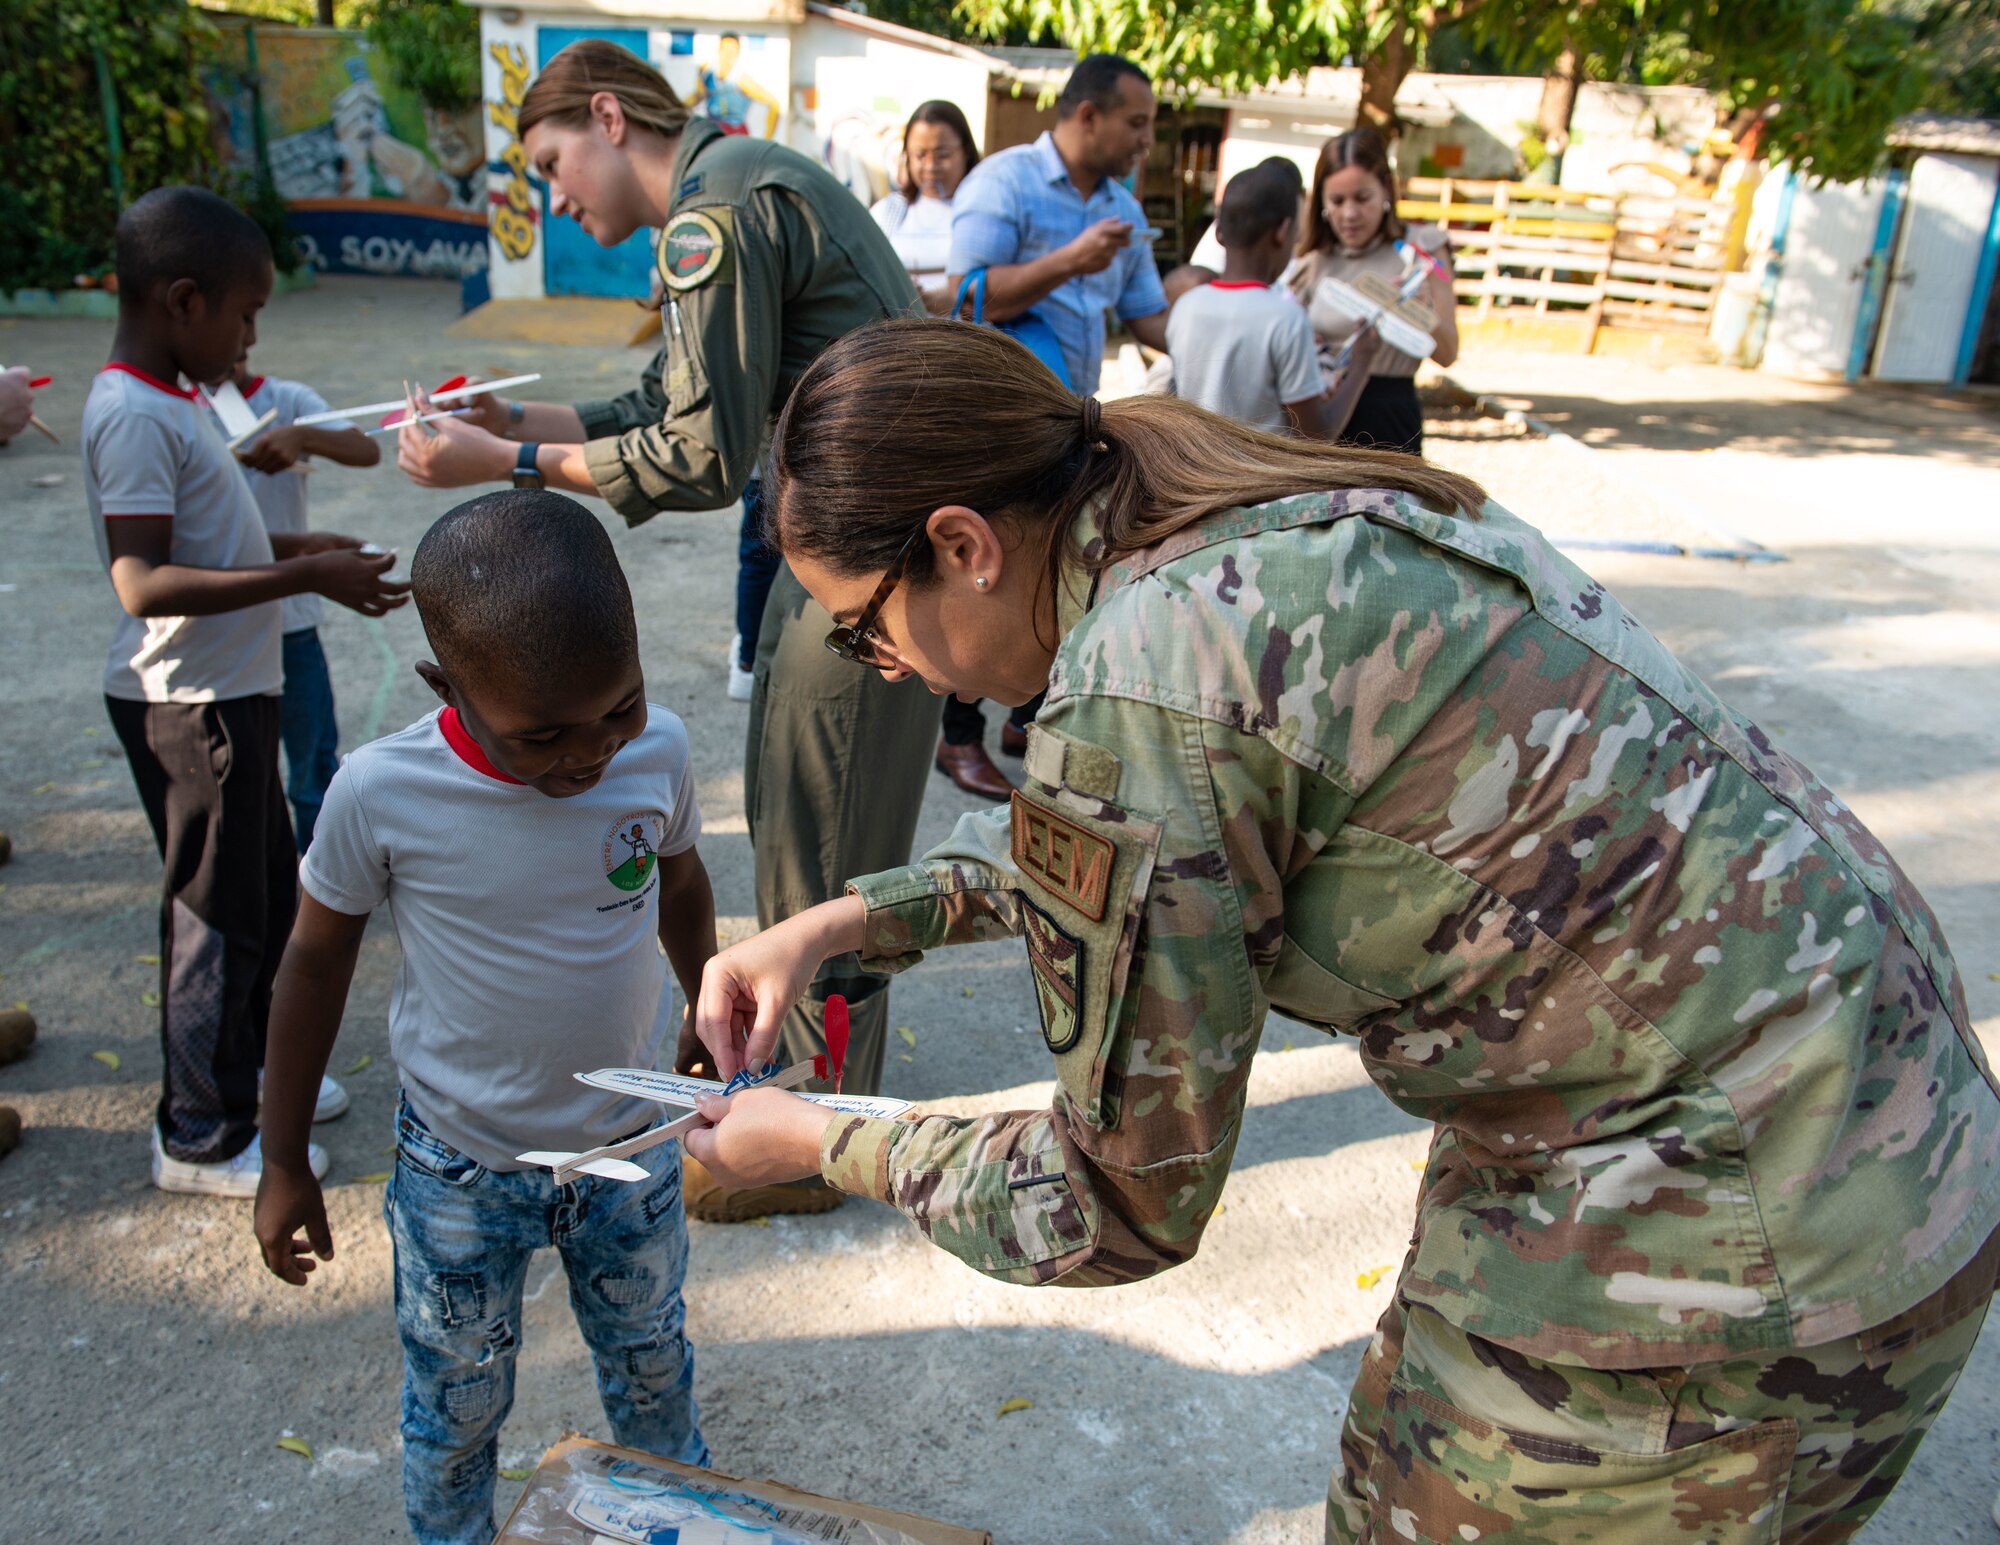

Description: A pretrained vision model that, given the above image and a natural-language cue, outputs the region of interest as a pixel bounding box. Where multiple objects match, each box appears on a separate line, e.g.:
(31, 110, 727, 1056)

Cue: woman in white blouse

(871, 100, 980, 315)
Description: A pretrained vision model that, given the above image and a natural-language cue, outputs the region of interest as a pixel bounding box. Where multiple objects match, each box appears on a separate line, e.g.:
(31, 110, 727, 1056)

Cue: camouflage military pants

(746, 564, 942, 1098)
(1329, 1228, 1999, 1545)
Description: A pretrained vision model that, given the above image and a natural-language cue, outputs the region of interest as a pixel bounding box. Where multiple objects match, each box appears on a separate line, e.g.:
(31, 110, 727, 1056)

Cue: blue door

(538, 26, 659, 298)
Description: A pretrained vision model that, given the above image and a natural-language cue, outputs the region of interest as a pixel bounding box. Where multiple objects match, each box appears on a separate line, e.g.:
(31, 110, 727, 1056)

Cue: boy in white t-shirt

(87, 187, 408, 1198)
(255, 490, 716, 1545)
(1165, 166, 1332, 439)
(213, 357, 380, 849)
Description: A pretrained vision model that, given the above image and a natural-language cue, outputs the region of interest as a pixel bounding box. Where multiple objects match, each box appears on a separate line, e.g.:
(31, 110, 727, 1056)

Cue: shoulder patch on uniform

(1022, 900, 1083, 1054)
(1011, 789, 1114, 921)
(660, 208, 732, 292)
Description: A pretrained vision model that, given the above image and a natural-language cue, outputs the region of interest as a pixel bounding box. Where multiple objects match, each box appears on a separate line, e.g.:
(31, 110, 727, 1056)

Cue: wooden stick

(26, 413, 59, 445)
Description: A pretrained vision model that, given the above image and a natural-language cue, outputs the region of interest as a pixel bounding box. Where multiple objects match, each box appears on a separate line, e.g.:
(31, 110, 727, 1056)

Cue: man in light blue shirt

(947, 54, 1168, 395)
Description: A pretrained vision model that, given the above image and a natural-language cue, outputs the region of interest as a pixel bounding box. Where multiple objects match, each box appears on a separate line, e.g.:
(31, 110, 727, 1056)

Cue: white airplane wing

(576, 1067, 725, 1106)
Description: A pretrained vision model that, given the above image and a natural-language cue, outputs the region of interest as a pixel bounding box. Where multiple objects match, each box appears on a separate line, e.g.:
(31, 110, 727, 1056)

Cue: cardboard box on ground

(497, 1436, 992, 1545)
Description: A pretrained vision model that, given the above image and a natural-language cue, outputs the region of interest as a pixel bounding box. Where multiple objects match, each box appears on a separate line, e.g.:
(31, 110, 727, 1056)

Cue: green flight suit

(572, 118, 942, 1095)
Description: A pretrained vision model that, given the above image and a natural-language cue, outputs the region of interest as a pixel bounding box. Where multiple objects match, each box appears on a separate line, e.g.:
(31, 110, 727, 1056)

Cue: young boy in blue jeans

(219, 357, 381, 849)
(255, 490, 714, 1545)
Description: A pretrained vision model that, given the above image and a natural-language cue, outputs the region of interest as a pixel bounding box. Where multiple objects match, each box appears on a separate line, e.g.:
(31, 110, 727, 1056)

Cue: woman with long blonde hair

(688, 317, 2000, 1542)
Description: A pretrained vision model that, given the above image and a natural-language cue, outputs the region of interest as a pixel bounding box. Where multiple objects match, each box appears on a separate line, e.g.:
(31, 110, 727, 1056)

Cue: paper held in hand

(1315, 273, 1437, 361)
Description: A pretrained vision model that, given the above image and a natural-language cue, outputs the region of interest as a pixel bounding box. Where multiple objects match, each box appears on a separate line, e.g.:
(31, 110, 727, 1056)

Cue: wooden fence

(1397, 178, 1736, 352)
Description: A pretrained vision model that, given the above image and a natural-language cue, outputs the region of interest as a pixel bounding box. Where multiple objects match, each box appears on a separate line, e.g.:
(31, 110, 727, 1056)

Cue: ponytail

(767, 320, 1482, 619)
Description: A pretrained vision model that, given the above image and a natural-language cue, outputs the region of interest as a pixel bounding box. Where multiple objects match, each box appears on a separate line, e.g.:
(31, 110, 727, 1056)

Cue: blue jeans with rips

(279, 627, 340, 851)
(385, 1097, 707, 1545)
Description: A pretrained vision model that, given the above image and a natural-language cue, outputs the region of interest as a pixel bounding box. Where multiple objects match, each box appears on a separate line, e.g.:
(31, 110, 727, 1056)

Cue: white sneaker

(727, 634, 754, 702)
(151, 1128, 328, 1198)
(257, 1070, 350, 1123)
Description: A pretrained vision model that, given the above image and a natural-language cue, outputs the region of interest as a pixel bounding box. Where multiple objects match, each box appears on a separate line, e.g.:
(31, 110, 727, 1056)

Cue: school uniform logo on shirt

(603, 811, 667, 892)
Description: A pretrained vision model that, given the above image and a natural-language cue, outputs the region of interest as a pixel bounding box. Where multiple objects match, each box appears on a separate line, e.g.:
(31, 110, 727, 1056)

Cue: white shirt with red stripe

(301, 704, 702, 1171)
(83, 363, 282, 702)
(236, 375, 347, 635)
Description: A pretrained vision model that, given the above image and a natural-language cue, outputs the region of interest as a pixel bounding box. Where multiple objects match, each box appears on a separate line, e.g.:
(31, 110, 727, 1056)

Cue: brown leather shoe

(934, 739, 1013, 799)
(682, 1153, 845, 1223)
(999, 722, 1029, 758)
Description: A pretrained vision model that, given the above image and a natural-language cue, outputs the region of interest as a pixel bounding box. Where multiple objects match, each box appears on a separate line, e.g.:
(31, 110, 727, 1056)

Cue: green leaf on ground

(499, 1467, 533, 1482)
(31, 783, 54, 796)
(897, 1053, 913, 1063)
(141, 992, 160, 1008)
(346, 1053, 373, 1074)
(1356, 1265, 1392, 1290)
(276, 1436, 313, 1460)
(135, 954, 160, 965)
(80, 759, 104, 770)
(91, 1049, 121, 1071)
(354, 1172, 392, 1184)
(996, 1397, 1033, 1417)
(961, 986, 974, 998)
(897, 1026, 917, 1049)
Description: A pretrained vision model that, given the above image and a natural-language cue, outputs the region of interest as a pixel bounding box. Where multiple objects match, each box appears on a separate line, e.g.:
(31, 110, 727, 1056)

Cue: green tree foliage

(0, 0, 249, 290)
(959, 0, 1957, 182)
(354, 0, 481, 110)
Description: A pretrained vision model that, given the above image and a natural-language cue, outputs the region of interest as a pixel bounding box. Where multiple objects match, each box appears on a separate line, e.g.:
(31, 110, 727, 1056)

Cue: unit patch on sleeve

(659, 208, 733, 291)
(1010, 790, 1114, 921)
(1022, 901, 1084, 1054)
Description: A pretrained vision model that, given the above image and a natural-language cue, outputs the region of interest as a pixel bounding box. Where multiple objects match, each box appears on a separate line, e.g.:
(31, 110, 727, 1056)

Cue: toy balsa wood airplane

(517, 996, 912, 1184)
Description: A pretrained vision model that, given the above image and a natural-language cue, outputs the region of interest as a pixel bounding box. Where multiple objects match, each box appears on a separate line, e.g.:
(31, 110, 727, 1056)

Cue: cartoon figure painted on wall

(656, 30, 783, 140)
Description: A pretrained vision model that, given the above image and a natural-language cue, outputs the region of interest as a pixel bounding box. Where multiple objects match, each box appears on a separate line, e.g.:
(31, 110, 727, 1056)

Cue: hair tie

(1080, 396, 1103, 444)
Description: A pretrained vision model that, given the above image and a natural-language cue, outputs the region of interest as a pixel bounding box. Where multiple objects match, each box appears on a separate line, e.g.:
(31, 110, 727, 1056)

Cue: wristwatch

(512, 441, 544, 491)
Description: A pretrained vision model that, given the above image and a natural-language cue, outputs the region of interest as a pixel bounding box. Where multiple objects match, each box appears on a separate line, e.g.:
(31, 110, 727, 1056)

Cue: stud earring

(974, 576, 989, 589)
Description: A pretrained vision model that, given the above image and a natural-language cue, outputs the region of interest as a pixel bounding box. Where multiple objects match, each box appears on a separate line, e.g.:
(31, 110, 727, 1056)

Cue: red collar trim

(101, 362, 198, 400)
(440, 708, 525, 785)
(1207, 280, 1273, 290)
(242, 376, 266, 399)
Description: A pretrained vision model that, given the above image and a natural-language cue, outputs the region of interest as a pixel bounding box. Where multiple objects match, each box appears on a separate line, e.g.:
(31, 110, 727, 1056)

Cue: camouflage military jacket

(821, 489, 2000, 1368)
(574, 117, 919, 522)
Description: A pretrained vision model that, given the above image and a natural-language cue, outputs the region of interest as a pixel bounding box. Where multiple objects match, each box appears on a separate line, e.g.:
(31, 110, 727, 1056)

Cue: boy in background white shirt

(1166, 166, 1331, 439)
(215, 357, 380, 848)
(255, 490, 716, 1545)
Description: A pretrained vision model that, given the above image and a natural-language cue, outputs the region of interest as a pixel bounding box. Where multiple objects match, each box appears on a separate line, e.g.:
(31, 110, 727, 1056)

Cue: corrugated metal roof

(1888, 114, 2000, 156)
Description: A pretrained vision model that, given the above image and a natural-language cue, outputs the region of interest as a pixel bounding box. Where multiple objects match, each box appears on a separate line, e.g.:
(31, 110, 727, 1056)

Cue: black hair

(115, 186, 272, 304)
(1217, 165, 1297, 249)
(1254, 155, 1305, 197)
(412, 490, 638, 692)
(1056, 54, 1150, 120)
(897, 99, 981, 205)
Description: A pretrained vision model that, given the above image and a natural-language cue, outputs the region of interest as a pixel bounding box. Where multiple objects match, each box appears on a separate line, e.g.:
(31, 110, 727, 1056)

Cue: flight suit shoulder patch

(1011, 789, 1115, 921)
(1021, 901, 1084, 1054)
(660, 207, 734, 292)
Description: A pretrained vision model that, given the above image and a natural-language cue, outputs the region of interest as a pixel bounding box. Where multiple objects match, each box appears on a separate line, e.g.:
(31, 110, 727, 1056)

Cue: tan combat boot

(681, 1154, 844, 1223)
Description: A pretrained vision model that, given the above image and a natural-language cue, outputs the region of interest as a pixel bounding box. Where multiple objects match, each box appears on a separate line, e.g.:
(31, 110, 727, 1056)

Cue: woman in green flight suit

(396, 40, 940, 1220)
(686, 319, 2000, 1542)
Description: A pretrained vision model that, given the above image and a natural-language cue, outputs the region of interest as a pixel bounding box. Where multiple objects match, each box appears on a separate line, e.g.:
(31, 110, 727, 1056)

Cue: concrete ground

(1, 279, 1997, 1543)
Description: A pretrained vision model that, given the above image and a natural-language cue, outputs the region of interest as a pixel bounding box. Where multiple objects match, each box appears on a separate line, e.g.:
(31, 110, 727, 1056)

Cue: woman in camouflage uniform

(690, 319, 2000, 1543)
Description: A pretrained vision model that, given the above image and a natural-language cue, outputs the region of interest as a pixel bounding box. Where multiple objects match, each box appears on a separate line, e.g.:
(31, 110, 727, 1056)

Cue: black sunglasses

(823, 520, 929, 667)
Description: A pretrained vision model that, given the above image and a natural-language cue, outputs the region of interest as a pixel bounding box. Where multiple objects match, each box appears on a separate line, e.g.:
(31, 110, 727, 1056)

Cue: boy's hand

(254, 1161, 335, 1286)
(288, 530, 365, 557)
(237, 424, 310, 473)
(673, 1003, 709, 1078)
(311, 546, 411, 617)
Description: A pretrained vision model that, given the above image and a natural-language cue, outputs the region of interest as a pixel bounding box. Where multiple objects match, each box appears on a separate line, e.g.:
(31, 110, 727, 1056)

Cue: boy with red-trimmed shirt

(83, 186, 407, 1196)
